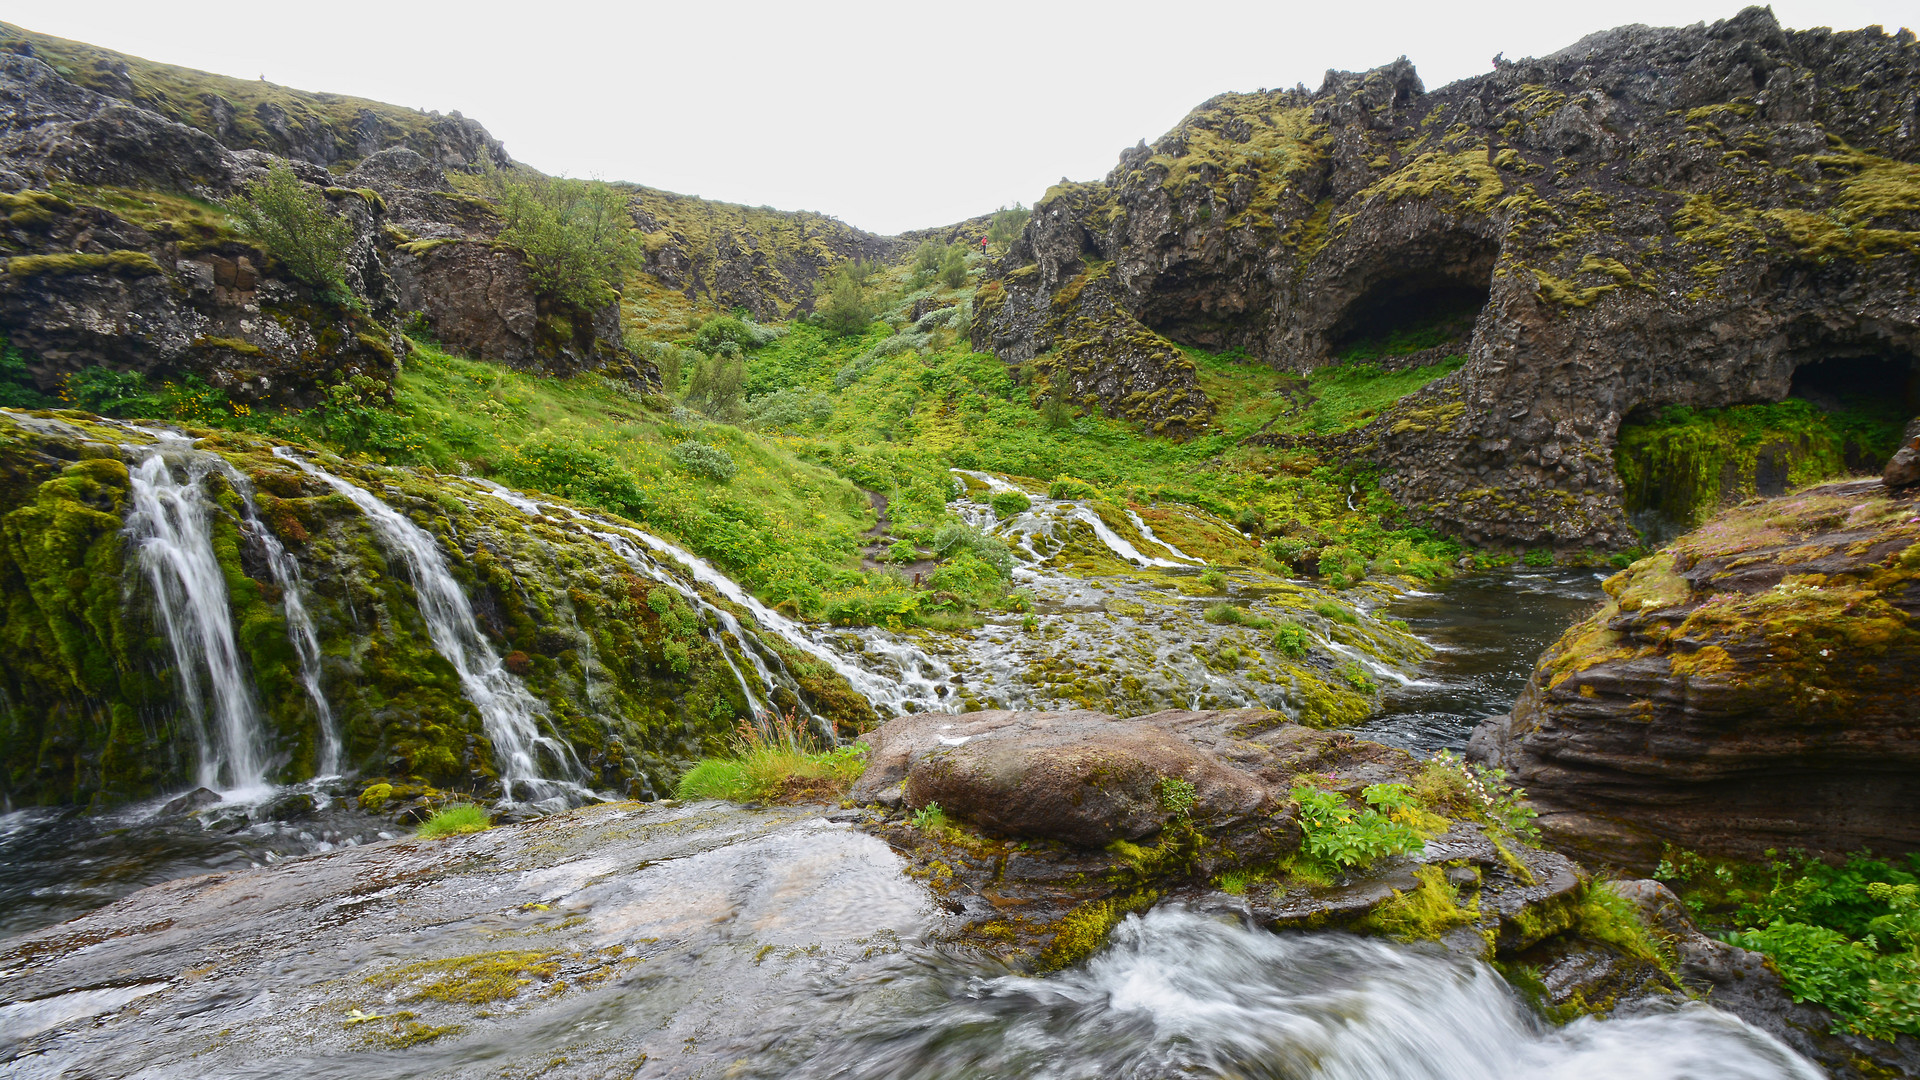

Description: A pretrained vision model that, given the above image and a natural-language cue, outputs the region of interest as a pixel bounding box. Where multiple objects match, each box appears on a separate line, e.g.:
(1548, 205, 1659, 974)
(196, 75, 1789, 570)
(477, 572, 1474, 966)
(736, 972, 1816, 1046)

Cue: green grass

(416, 803, 491, 838)
(675, 717, 868, 803)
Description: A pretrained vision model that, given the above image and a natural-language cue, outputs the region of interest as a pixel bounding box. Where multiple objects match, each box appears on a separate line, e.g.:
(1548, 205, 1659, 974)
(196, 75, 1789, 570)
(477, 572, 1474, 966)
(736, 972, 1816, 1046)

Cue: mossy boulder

(1471, 478, 1920, 866)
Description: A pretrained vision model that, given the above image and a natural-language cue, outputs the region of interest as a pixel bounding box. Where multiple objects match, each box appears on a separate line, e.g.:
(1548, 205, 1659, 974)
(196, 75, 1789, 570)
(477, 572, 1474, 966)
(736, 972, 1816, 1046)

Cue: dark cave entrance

(1326, 239, 1498, 364)
(1328, 280, 1489, 359)
(1617, 348, 1920, 544)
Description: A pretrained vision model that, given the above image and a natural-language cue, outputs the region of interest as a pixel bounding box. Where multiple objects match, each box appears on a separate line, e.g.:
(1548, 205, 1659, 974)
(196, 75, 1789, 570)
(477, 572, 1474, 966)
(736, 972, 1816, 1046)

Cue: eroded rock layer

(1471, 478, 1920, 865)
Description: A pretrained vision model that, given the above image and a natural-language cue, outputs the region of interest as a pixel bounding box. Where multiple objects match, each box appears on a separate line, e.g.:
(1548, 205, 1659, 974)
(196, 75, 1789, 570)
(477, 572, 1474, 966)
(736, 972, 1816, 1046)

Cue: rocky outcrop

(0, 23, 507, 172)
(628, 186, 900, 321)
(855, 708, 1647, 992)
(1888, 417, 1920, 487)
(978, 8, 1920, 547)
(1470, 477, 1920, 866)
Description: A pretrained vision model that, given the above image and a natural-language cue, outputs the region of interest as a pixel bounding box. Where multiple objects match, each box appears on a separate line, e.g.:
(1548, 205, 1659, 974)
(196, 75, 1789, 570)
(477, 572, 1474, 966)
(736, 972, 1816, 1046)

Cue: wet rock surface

(1471, 479, 1920, 866)
(977, 8, 1920, 548)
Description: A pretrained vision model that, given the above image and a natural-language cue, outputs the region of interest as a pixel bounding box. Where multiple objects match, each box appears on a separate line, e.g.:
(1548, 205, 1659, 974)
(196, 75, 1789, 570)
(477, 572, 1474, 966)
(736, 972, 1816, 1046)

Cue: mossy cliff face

(978, 8, 1920, 548)
(1470, 478, 1920, 866)
(0, 23, 506, 172)
(0, 412, 864, 807)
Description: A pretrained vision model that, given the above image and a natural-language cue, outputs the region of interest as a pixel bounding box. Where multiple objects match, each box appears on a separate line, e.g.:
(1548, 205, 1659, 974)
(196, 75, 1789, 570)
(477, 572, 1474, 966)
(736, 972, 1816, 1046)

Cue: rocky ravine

(977, 7, 1920, 548)
(1471, 476, 1920, 866)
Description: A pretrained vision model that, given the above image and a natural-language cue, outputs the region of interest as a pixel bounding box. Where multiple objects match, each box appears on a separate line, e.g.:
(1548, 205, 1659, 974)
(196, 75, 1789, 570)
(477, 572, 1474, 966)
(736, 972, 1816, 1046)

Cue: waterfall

(209, 461, 342, 777)
(1126, 507, 1205, 565)
(469, 480, 955, 720)
(274, 450, 586, 804)
(124, 443, 269, 796)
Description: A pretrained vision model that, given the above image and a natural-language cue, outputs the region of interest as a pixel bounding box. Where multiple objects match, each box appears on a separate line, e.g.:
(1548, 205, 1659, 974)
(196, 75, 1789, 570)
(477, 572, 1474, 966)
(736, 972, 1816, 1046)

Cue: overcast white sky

(8, 1, 1915, 234)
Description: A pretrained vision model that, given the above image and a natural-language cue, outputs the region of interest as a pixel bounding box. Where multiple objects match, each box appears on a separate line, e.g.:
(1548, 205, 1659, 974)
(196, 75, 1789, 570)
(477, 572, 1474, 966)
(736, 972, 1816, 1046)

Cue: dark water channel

(1358, 568, 1609, 755)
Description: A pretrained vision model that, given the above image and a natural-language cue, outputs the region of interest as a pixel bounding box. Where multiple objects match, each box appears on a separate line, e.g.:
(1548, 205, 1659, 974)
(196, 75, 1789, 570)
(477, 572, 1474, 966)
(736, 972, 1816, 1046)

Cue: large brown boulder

(853, 709, 1275, 846)
(1470, 478, 1920, 866)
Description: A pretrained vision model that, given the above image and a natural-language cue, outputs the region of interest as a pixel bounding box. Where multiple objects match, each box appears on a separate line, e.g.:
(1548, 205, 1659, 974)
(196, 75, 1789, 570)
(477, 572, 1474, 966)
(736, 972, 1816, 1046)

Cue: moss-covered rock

(1471, 477, 1920, 866)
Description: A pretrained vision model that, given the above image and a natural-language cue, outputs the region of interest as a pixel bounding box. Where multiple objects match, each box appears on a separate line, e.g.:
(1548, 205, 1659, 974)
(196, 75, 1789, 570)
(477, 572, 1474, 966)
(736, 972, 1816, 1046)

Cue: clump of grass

(416, 803, 491, 838)
(1311, 600, 1359, 624)
(675, 711, 868, 803)
(1204, 603, 1273, 629)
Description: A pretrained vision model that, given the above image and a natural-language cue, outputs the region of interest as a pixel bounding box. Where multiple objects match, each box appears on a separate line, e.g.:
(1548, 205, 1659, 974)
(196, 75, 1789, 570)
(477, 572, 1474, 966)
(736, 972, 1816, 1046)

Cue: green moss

(1359, 864, 1478, 941)
(1034, 891, 1158, 972)
(365, 950, 561, 1005)
(6, 251, 164, 278)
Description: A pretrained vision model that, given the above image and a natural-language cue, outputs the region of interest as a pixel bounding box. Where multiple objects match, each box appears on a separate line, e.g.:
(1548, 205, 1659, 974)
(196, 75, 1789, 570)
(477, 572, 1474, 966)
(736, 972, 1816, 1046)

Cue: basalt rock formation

(1469, 477, 1920, 866)
(977, 7, 1920, 548)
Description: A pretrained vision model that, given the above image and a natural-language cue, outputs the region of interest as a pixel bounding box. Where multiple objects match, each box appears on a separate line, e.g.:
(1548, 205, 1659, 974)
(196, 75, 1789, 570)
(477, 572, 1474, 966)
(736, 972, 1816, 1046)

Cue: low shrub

(988, 490, 1032, 518)
(1270, 623, 1311, 657)
(669, 440, 737, 482)
(675, 713, 868, 804)
(1291, 783, 1425, 871)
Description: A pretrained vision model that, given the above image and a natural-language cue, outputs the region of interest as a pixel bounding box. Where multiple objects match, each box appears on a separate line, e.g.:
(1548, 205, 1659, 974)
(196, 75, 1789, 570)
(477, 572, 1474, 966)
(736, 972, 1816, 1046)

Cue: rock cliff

(977, 8, 1920, 547)
(1470, 476, 1920, 866)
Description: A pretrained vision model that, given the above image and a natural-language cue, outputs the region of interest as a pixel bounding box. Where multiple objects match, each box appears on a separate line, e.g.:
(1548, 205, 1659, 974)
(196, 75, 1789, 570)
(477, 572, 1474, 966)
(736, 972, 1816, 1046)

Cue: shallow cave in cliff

(1326, 254, 1495, 363)
(1788, 353, 1920, 421)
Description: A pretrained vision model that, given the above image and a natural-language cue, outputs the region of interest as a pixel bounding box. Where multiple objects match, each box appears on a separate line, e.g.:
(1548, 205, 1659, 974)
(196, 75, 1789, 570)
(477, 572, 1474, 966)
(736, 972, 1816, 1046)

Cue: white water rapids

(789, 906, 1821, 1080)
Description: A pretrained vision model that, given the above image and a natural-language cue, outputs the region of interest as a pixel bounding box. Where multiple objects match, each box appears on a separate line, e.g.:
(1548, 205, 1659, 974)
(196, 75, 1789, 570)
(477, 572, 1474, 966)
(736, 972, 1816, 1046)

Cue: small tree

(814, 265, 873, 336)
(223, 164, 353, 301)
(939, 245, 969, 288)
(987, 203, 1030, 247)
(913, 240, 945, 274)
(494, 172, 642, 311)
(684, 351, 746, 420)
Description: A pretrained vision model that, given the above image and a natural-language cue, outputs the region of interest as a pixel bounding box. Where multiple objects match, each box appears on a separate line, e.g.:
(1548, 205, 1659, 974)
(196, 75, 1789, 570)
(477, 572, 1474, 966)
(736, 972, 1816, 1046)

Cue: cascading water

(467, 479, 956, 718)
(207, 460, 343, 776)
(791, 906, 1821, 1080)
(274, 449, 587, 804)
(123, 441, 270, 796)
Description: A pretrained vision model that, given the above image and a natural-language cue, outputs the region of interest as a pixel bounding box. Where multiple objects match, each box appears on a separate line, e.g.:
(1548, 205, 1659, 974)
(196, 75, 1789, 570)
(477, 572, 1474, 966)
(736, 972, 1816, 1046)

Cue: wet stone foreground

(0, 802, 942, 1077)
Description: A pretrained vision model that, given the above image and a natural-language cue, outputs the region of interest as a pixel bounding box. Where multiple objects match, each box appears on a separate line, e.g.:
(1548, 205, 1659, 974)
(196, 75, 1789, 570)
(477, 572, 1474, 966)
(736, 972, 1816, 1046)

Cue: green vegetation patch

(416, 803, 491, 838)
(675, 716, 868, 804)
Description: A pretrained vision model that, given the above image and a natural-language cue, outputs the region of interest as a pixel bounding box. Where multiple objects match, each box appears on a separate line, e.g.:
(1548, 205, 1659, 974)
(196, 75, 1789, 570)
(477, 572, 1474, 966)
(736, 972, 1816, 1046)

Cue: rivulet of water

(275, 449, 588, 804)
(124, 442, 270, 796)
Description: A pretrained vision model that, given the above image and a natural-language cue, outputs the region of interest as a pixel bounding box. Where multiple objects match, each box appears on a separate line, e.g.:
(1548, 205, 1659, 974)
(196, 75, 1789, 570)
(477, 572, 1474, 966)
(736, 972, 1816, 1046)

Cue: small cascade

(123, 441, 269, 796)
(954, 469, 1186, 569)
(274, 450, 587, 804)
(1126, 507, 1205, 565)
(469, 480, 956, 719)
(209, 461, 343, 776)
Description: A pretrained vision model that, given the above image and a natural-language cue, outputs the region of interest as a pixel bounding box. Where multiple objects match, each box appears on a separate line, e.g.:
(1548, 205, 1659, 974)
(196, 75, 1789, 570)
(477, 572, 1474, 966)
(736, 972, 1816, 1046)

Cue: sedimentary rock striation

(1471, 477, 1920, 865)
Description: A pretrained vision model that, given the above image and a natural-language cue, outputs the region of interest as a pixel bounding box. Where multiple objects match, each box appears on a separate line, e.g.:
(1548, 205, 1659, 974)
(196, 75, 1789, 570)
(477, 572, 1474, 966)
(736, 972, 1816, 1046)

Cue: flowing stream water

(124, 441, 270, 797)
(275, 449, 589, 805)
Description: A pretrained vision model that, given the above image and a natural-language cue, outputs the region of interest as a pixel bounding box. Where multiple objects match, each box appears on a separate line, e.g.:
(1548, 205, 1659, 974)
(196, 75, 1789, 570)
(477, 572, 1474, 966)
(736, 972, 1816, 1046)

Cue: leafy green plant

(1523, 547, 1554, 567)
(1415, 751, 1539, 840)
(61, 366, 158, 415)
(814, 264, 874, 336)
(910, 801, 950, 832)
(1340, 660, 1378, 695)
(223, 164, 354, 301)
(0, 335, 48, 408)
(1157, 777, 1197, 819)
(669, 440, 737, 482)
(1204, 603, 1272, 629)
(1291, 783, 1424, 871)
(939, 245, 968, 288)
(1269, 623, 1310, 658)
(416, 803, 491, 838)
(1312, 601, 1359, 625)
(986, 203, 1030, 246)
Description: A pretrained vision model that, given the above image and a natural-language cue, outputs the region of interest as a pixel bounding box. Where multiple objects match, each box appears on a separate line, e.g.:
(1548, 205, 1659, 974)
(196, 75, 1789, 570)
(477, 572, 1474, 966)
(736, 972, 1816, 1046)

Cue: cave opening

(1325, 238, 1497, 364)
(1617, 349, 1919, 544)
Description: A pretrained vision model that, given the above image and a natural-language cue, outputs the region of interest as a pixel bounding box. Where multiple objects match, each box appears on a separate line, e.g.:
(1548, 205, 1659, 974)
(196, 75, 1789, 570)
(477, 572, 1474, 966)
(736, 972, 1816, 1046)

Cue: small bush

(1291, 783, 1424, 871)
(223, 164, 354, 300)
(814, 264, 874, 336)
(684, 352, 746, 420)
(670, 440, 737, 482)
(930, 524, 1015, 578)
(1312, 600, 1359, 625)
(987, 203, 1030, 246)
(674, 714, 869, 803)
(1340, 660, 1378, 695)
(62, 366, 161, 415)
(1205, 603, 1272, 629)
(1523, 547, 1555, 567)
(988, 490, 1032, 518)
(1157, 777, 1197, 818)
(939, 245, 969, 288)
(1270, 623, 1310, 658)
(0, 336, 47, 408)
(1047, 475, 1105, 500)
(416, 803, 491, 838)
(1198, 569, 1228, 592)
